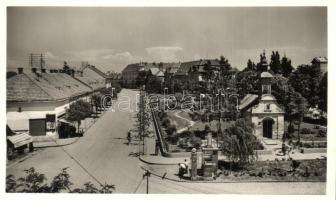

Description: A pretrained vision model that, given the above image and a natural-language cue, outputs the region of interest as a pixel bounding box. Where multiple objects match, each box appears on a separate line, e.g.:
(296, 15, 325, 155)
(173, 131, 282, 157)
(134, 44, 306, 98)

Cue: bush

(317, 129, 327, 137)
(288, 124, 295, 134)
(162, 117, 171, 127)
(301, 128, 311, 135)
(166, 124, 177, 135)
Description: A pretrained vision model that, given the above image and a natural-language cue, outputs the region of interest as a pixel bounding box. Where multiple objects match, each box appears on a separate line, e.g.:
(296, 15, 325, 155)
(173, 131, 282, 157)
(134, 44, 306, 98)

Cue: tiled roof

(7, 72, 92, 102)
(87, 65, 106, 78)
(175, 61, 200, 76)
(122, 63, 142, 73)
(7, 74, 53, 101)
(106, 73, 122, 79)
(239, 94, 258, 110)
(75, 76, 104, 90)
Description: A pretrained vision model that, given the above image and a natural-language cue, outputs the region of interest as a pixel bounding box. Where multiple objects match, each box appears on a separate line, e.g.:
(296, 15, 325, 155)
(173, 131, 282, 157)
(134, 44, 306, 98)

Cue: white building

(7, 68, 93, 138)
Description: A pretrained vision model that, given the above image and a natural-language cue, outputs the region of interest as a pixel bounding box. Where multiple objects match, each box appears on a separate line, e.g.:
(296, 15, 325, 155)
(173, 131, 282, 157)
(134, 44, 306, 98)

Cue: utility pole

(143, 170, 151, 194)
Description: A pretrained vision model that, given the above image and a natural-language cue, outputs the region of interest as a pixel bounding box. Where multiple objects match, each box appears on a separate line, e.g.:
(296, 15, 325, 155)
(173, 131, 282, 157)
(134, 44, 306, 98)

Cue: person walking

(127, 130, 131, 145)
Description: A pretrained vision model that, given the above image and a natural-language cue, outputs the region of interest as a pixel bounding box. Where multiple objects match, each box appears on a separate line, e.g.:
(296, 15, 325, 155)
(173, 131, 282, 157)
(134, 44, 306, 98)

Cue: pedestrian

(127, 130, 131, 145)
(184, 159, 189, 175)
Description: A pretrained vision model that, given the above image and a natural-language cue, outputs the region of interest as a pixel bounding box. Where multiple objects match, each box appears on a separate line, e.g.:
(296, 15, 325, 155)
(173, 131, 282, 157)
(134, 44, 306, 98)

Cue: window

(265, 104, 271, 112)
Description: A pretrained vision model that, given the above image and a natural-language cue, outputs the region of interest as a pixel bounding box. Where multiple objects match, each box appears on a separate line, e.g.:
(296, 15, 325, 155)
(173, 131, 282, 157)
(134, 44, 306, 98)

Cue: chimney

(32, 68, 37, 73)
(18, 67, 23, 74)
(41, 68, 46, 73)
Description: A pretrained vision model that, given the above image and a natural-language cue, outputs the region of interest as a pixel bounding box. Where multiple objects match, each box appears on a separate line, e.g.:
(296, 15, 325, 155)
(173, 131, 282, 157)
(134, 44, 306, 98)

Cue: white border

(1, 1, 335, 200)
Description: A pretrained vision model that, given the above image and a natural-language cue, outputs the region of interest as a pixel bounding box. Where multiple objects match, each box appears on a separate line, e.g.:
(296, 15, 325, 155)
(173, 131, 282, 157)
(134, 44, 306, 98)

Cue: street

(7, 89, 326, 194)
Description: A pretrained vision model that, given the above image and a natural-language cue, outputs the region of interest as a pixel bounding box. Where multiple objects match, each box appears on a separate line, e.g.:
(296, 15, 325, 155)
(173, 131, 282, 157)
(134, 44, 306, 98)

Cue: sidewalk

(34, 137, 79, 148)
(140, 155, 189, 165)
(139, 150, 326, 166)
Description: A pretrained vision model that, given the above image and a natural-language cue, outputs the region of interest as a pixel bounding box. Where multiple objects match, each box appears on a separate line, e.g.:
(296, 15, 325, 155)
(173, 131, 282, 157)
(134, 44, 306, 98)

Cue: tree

(281, 55, 294, 77)
(63, 61, 70, 71)
(220, 119, 260, 165)
(203, 60, 214, 91)
(319, 73, 327, 113)
(66, 99, 92, 133)
(91, 93, 103, 112)
(236, 70, 259, 97)
(136, 70, 150, 87)
(6, 167, 115, 193)
(247, 59, 256, 71)
(289, 64, 322, 108)
(286, 91, 308, 143)
(270, 51, 281, 74)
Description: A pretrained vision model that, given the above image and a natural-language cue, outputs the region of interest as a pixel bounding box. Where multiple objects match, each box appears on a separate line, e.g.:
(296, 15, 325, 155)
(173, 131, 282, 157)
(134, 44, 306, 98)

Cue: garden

(216, 158, 326, 182)
(156, 109, 264, 154)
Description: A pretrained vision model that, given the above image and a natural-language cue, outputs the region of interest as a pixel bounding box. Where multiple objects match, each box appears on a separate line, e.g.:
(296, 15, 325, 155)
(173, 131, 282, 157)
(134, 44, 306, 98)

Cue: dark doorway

(29, 118, 46, 136)
(262, 118, 273, 138)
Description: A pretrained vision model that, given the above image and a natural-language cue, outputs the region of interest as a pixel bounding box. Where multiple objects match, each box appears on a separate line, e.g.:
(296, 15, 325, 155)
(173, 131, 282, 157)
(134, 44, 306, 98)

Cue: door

(262, 118, 273, 138)
(29, 119, 46, 136)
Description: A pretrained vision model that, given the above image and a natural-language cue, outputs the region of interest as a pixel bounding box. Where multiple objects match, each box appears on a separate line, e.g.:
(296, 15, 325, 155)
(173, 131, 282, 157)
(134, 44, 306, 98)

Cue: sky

(7, 7, 327, 73)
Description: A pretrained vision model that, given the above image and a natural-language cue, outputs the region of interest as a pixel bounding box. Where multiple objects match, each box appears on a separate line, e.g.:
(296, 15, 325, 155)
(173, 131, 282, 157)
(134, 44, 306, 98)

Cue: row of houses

(6, 64, 121, 140)
(121, 59, 238, 93)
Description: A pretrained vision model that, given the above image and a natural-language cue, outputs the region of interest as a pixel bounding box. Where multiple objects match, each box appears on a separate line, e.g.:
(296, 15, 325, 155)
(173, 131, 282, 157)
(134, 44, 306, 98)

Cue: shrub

(288, 124, 295, 134)
(166, 124, 177, 135)
(162, 117, 171, 127)
(317, 129, 327, 137)
(301, 128, 311, 135)
(188, 135, 202, 149)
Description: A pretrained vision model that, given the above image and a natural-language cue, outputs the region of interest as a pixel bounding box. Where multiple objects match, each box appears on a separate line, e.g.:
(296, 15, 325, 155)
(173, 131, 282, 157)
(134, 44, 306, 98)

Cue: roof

(7, 72, 92, 102)
(260, 94, 277, 101)
(239, 94, 258, 110)
(7, 133, 33, 148)
(260, 71, 273, 78)
(175, 61, 199, 76)
(122, 63, 142, 73)
(174, 59, 221, 76)
(105, 73, 122, 79)
(86, 65, 107, 78)
(312, 56, 328, 63)
(75, 76, 104, 90)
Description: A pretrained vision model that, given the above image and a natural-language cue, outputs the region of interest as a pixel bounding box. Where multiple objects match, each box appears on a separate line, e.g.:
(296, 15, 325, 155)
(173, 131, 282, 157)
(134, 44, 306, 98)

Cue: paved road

(7, 89, 143, 193)
(7, 89, 326, 194)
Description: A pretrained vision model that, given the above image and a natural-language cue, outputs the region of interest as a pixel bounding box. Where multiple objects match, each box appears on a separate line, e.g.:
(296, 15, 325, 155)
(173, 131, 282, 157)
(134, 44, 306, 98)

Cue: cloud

(101, 51, 134, 61)
(145, 46, 183, 62)
(65, 48, 115, 61)
(45, 51, 60, 60)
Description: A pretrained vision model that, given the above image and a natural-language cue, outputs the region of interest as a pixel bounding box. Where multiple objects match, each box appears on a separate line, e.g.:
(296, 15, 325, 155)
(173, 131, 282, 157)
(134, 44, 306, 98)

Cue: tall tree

(281, 55, 294, 77)
(246, 59, 256, 71)
(270, 51, 282, 74)
(318, 72, 327, 113)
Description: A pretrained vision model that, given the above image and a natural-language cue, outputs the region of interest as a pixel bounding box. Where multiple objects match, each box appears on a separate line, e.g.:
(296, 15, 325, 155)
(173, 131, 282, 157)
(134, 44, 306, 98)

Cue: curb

(34, 108, 111, 149)
(140, 165, 326, 184)
(139, 156, 179, 166)
(33, 137, 80, 148)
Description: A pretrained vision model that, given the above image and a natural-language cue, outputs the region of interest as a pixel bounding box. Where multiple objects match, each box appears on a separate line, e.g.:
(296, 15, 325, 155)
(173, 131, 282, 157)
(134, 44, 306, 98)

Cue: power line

(49, 137, 105, 187)
(133, 177, 144, 193)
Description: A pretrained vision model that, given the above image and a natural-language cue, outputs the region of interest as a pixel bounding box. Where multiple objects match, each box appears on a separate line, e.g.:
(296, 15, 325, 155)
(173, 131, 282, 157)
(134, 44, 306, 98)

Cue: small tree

(6, 167, 115, 193)
(221, 119, 260, 165)
(66, 99, 92, 133)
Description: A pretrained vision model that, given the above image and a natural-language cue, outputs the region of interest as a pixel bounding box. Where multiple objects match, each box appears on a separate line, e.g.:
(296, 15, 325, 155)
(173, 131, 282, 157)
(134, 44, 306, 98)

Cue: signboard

(46, 114, 56, 131)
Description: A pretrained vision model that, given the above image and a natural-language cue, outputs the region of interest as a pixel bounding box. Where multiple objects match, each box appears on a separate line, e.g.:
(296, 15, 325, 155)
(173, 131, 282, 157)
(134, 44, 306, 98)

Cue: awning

(7, 133, 33, 148)
(58, 118, 72, 124)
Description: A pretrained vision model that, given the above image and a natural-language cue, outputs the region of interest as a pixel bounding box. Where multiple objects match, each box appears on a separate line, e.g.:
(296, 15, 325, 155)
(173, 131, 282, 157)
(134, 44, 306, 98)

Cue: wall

(252, 114, 284, 140)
